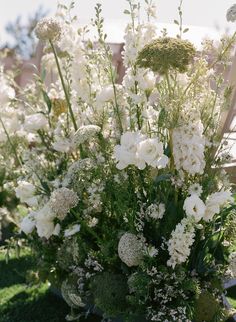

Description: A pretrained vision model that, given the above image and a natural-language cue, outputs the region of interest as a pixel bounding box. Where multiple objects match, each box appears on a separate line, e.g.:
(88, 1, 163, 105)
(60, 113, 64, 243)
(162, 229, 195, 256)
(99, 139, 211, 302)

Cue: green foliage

(90, 272, 128, 317)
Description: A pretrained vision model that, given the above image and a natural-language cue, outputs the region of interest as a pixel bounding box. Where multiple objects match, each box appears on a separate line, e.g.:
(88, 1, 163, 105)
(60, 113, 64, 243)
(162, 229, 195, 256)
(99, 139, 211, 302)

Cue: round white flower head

(118, 233, 144, 267)
(73, 125, 101, 146)
(48, 187, 79, 220)
(226, 4, 236, 22)
(137, 138, 169, 169)
(146, 203, 165, 220)
(35, 17, 62, 42)
(204, 190, 233, 222)
(183, 194, 206, 222)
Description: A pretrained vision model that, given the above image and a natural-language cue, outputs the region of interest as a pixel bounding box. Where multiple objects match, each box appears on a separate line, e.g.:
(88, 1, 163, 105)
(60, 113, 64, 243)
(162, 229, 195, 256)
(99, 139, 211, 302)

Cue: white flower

(0, 76, 15, 106)
(20, 212, 36, 234)
(24, 114, 48, 132)
(96, 85, 114, 103)
(146, 203, 165, 220)
(118, 233, 144, 267)
(137, 138, 169, 169)
(64, 224, 81, 237)
(183, 194, 205, 222)
(48, 188, 79, 220)
(114, 131, 145, 170)
(167, 217, 195, 268)
(35, 17, 62, 42)
(52, 138, 73, 153)
(204, 190, 233, 222)
(15, 181, 38, 207)
(226, 4, 236, 22)
(188, 183, 203, 196)
(35, 204, 56, 239)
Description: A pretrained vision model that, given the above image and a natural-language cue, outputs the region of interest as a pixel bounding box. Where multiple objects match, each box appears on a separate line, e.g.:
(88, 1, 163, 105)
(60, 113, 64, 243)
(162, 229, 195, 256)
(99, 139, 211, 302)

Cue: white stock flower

(137, 138, 169, 169)
(204, 190, 233, 222)
(20, 212, 36, 234)
(114, 131, 145, 170)
(183, 195, 205, 222)
(24, 114, 48, 132)
(15, 181, 38, 207)
(64, 224, 81, 237)
(226, 4, 236, 22)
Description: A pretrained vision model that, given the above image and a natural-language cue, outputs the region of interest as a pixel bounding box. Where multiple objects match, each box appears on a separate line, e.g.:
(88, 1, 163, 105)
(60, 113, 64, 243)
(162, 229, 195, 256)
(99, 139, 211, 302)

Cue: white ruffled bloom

(52, 138, 73, 153)
(96, 85, 114, 103)
(183, 194, 205, 222)
(0, 75, 15, 106)
(188, 183, 203, 197)
(226, 4, 236, 22)
(167, 217, 195, 268)
(204, 190, 233, 222)
(64, 224, 81, 237)
(24, 114, 48, 132)
(137, 138, 169, 169)
(15, 181, 38, 207)
(146, 203, 165, 220)
(35, 204, 57, 239)
(114, 132, 168, 170)
(20, 212, 36, 234)
(114, 131, 145, 170)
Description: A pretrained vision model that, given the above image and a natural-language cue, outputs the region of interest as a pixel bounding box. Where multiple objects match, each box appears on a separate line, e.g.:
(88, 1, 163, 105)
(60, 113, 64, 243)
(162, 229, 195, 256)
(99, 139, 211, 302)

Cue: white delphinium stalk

(48, 188, 79, 221)
(167, 217, 196, 268)
(173, 115, 205, 175)
(204, 190, 233, 222)
(183, 194, 205, 222)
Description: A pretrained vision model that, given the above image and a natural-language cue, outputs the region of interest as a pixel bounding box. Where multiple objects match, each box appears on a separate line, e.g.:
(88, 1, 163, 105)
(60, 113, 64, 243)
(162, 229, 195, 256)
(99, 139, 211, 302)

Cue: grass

(0, 249, 236, 322)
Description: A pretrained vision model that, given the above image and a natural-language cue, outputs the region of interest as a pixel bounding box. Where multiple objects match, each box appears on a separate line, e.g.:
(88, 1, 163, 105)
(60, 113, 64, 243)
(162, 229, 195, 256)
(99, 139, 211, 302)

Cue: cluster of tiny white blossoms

(118, 233, 144, 267)
(173, 110, 206, 175)
(146, 203, 165, 220)
(114, 131, 169, 170)
(73, 125, 101, 146)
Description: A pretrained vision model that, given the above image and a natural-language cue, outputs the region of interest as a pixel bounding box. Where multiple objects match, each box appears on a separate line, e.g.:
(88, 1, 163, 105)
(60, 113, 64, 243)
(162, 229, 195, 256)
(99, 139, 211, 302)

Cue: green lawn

(0, 250, 236, 322)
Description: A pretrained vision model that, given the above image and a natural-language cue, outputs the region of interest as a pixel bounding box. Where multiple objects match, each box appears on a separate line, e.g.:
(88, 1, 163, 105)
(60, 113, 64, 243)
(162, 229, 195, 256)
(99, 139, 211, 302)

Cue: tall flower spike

(136, 37, 196, 74)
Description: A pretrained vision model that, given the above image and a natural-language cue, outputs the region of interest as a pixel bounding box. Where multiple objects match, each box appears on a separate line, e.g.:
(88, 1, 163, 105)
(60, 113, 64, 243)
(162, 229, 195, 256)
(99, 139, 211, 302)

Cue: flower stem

(0, 116, 22, 166)
(49, 40, 78, 131)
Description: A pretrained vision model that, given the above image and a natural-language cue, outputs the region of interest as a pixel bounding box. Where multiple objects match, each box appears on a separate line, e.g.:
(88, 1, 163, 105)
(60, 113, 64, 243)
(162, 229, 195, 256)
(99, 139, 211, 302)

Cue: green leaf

(124, 9, 130, 14)
(174, 19, 179, 25)
(42, 90, 52, 114)
(183, 28, 189, 33)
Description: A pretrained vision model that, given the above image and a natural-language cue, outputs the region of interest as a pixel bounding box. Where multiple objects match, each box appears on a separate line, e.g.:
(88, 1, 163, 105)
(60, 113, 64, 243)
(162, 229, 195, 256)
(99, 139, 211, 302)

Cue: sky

(0, 0, 235, 45)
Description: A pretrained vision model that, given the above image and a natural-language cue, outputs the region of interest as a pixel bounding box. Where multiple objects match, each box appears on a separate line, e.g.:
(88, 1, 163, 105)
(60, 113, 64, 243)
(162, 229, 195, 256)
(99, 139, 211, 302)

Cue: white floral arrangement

(1, 1, 236, 321)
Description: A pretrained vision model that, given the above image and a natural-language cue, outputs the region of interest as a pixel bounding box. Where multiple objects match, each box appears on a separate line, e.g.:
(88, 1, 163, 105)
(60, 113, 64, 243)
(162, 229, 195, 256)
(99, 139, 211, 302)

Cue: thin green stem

(0, 116, 22, 166)
(49, 40, 78, 131)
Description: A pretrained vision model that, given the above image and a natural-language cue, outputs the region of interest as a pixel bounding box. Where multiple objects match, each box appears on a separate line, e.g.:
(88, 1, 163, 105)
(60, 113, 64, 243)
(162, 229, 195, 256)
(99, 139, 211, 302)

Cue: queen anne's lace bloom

(48, 188, 79, 220)
(35, 17, 62, 42)
(73, 125, 101, 146)
(118, 233, 144, 267)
